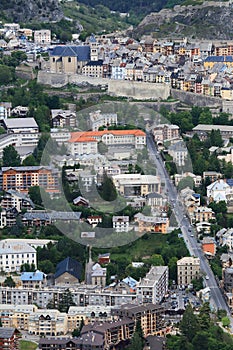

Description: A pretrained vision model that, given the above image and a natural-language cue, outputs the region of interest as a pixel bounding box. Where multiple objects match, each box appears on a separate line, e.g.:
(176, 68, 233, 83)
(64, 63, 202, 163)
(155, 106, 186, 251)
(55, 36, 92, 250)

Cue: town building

(2, 117, 39, 134)
(223, 267, 233, 293)
(153, 124, 179, 143)
(174, 172, 202, 187)
(202, 237, 216, 256)
(0, 327, 20, 350)
(90, 263, 107, 287)
(54, 257, 82, 286)
(177, 257, 200, 287)
(112, 174, 160, 197)
(49, 45, 91, 74)
(28, 309, 67, 336)
(0, 102, 12, 120)
(192, 206, 215, 224)
(1, 189, 34, 212)
(112, 216, 129, 232)
(137, 266, 169, 304)
(0, 166, 59, 194)
(89, 110, 118, 131)
(134, 213, 169, 234)
(206, 179, 232, 203)
(51, 109, 76, 128)
(193, 124, 233, 140)
(34, 29, 51, 45)
(20, 271, 47, 288)
(112, 303, 165, 336)
(0, 240, 37, 272)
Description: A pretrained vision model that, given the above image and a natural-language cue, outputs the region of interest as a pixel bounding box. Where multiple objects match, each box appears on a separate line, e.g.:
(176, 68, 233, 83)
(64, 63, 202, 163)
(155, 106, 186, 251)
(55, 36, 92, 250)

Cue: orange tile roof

(69, 129, 145, 143)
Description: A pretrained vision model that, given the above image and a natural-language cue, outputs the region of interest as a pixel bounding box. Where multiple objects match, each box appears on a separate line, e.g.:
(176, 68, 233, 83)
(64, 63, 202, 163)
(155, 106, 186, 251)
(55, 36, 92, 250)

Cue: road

(146, 132, 232, 324)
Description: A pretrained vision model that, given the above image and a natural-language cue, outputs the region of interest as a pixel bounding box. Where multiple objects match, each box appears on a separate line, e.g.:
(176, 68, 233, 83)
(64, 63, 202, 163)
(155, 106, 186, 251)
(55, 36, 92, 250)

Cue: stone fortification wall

(171, 89, 222, 108)
(108, 80, 170, 100)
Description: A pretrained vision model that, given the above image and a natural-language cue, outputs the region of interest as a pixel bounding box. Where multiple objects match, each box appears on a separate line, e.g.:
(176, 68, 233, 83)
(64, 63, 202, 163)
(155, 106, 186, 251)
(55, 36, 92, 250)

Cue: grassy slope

(20, 340, 38, 350)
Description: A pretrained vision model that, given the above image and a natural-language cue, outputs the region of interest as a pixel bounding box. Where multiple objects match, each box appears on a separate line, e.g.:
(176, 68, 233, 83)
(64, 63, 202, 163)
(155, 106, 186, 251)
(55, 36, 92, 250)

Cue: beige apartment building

(112, 174, 161, 197)
(177, 257, 200, 286)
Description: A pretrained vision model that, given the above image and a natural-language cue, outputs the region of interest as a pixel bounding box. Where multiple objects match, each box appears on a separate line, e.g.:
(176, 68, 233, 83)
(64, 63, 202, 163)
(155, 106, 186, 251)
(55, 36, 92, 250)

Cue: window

(68, 57, 71, 63)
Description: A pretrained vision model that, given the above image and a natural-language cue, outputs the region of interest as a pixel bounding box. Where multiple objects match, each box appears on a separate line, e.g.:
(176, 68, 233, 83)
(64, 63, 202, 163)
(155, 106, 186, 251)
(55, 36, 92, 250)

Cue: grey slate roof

(0, 327, 18, 339)
(50, 45, 90, 61)
(54, 257, 82, 280)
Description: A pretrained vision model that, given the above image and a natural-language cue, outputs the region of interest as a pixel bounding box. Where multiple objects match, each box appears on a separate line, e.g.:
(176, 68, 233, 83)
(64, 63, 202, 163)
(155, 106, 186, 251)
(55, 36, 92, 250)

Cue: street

(146, 132, 233, 328)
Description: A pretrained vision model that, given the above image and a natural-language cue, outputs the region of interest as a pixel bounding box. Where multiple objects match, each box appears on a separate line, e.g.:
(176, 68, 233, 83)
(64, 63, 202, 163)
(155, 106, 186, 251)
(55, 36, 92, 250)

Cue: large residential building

(28, 309, 67, 336)
(137, 266, 169, 304)
(68, 129, 146, 156)
(177, 257, 200, 287)
(192, 206, 215, 224)
(174, 172, 202, 187)
(51, 109, 76, 128)
(134, 213, 169, 234)
(168, 141, 188, 167)
(1, 189, 34, 212)
(89, 110, 118, 131)
(0, 240, 37, 272)
(153, 124, 179, 143)
(112, 174, 160, 197)
(112, 216, 129, 232)
(112, 303, 165, 336)
(0, 166, 60, 194)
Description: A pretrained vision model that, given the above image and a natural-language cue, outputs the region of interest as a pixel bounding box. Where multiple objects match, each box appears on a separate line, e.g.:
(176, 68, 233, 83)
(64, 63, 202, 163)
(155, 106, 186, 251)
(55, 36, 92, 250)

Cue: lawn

(20, 340, 38, 350)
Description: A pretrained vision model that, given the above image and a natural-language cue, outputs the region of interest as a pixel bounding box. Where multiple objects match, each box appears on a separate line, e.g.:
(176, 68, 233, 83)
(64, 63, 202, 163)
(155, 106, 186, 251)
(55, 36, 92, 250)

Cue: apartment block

(112, 216, 129, 232)
(0, 240, 37, 272)
(177, 257, 200, 287)
(28, 309, 67, 336)
(137, 266, 169, 304)
(1, 166, 59, 194)
(89, 110, 118, 131)
(34, 29, 51, 45)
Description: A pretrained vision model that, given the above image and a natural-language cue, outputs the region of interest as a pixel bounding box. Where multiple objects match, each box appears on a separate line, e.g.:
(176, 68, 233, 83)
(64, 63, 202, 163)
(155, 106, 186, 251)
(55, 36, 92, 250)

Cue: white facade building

(136, 266, 168, 304)
(89, 110, 118, 131)
(0, 241, 37, 272)
(112, 216, 129, 232)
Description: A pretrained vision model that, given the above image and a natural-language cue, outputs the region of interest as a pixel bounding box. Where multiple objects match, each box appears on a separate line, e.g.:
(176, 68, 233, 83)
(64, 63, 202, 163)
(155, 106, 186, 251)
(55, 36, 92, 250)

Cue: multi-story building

(193, 124, 233, 140)
(89, 110, 118, 131)
(2, 117, 39, 134)
(153, 124, 179, 143)
(51, 109, 76, 128)
(174, 172, 202, 187)
(34, 29, 51, 45)
(0, 304, 37, 331)
(1, 166, 60, 194)
(0, 102, 12, 120)
(28, 309, 67, 336)
(137, 266, 169, 304)
(168, 141, 188, 167)
(22, 211, 81, 227)
(82, 60, 103, 78)
(0, 286, 136, 309)
(20, 271, 47, 289)
(69, 129, 146, 155)
(134, 213, 169, 234)
(0, 241, 37, 272)
(207, 179, 233, 203)
(1, 190, 34, 212)
(192, 206, 215, 224)
(91, 263, 107, 287)
(223, 267, 233, 293)
(112, 303, 165, 336)
(177, 257, 200, 287)
(112, 174, 160, 197)
(112, 216, 129, 232)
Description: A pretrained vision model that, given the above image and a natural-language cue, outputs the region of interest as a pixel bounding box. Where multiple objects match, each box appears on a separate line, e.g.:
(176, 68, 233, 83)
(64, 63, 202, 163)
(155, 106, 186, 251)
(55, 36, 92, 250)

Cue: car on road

(205, 275, 209, 280)
(191, 234, 194, 237)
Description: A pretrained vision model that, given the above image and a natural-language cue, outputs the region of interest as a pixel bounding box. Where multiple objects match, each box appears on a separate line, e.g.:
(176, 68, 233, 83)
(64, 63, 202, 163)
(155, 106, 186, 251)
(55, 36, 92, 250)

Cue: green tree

(180, 304, 200, 342)
(22, 154, 37, 166)
(128, 320, 144, 350)
(222, 316, 230, 328)
(199, 109, 212, 124)
(0, 64, 13, 85)
(98, 172, 117, 201)
(198, 302, 211, 330)
(58, 289, 76, 313)
(192, 331, 209, 350)
(3, 276, 16, 287)
(72, 318, 85, 337)
(97, 141, 108, 154)
(2, 145, 21, 166)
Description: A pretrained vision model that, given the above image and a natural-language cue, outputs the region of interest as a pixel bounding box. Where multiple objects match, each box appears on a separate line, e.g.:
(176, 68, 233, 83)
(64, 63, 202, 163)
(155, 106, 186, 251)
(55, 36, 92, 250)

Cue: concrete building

(1, 189, 34, 212)
(223, 267, 233, 292)
(112, 303, 165, 337)
(168, 141, 188, 167)
(134, 213, 169, 234)
(91, 263, 106, 287)
(174, 172, 202, 187)
(2, 117, 39, 134)
(1, 166, 59, 194)
(34, 29, 51, 45)
(28, 309, 67, 336)
(89, 110, 118, 131)
(137, 266, 169, 304)
(192, 206, 215, 224)
(207, 179, 232, 203)
(0, 102, 12, 120)
(20, 271, 47, 289)
(177, 257, 200, 287)
(0, 240, 37, 272)
(51, 109, 76, 128)
(202, 237, 216, 256)
(112, 216, 129, 232)
(112, 174, 160, 197)
(153, 124, 179, 143)
(193, 124, 233, 140)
